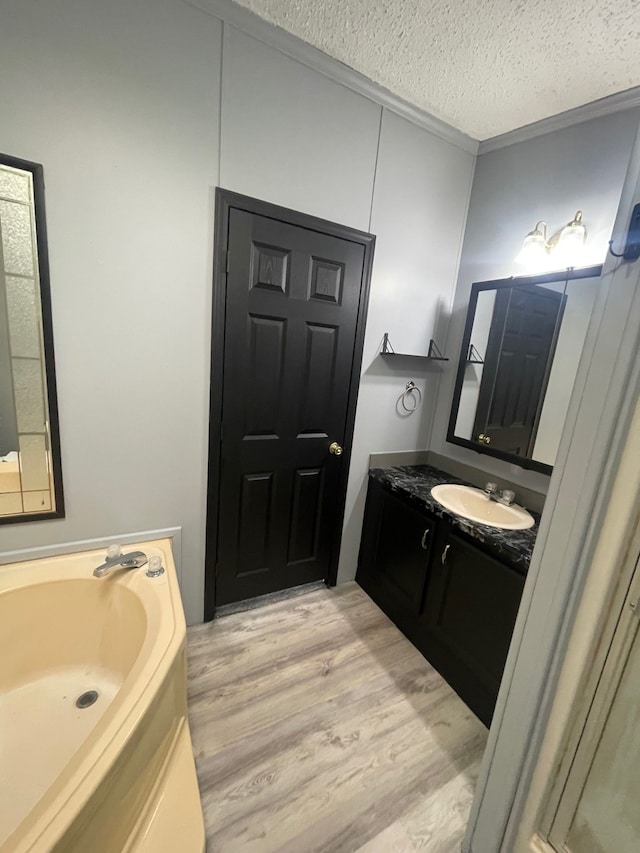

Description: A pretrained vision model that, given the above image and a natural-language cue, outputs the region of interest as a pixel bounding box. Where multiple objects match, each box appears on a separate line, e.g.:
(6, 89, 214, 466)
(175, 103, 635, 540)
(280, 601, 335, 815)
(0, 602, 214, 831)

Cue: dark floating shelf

(381, 333, 449, 361)
(466, 344, 484, 365)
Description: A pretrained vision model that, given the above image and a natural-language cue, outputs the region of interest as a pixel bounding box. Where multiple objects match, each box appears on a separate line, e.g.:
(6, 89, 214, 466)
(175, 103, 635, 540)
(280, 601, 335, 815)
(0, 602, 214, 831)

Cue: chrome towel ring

(401, 381, 422, 413)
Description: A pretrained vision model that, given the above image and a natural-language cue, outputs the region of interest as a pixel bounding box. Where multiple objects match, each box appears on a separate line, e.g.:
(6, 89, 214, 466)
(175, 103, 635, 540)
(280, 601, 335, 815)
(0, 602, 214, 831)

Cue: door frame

(462, 125, 640, 853)
(546, 528, 640, 849)
(204, 188, 375, 621)
(519, 399, 640, 852)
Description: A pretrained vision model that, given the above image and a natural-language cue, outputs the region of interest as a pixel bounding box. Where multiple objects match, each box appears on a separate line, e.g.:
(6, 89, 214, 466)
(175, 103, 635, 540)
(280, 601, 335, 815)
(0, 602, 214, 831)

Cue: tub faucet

(93, 549, 148, 578)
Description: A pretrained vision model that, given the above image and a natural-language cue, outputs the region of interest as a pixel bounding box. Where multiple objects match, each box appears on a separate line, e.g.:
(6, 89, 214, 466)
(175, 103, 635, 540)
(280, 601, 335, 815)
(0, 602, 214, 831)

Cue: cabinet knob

(421, 528, 430, 550)
(441, 544, 451, 566)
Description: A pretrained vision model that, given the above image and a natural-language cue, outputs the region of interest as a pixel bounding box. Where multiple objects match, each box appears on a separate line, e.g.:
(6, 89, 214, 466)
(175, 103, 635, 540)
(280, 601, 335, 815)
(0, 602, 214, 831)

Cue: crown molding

(183, 0, 479, 154)
(479, 86, 640, 154)
(184, 0, 640, 158)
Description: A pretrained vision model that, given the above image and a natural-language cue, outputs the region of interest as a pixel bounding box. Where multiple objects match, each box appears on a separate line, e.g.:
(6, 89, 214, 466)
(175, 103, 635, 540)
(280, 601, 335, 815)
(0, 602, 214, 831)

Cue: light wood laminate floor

(187, 583, 487, 853)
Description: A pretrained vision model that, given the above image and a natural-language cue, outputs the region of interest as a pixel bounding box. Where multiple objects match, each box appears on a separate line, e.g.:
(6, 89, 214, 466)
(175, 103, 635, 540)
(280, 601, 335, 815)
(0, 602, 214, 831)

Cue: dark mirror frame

(0, 153, 64, 524)
(446, 264, 603, 476)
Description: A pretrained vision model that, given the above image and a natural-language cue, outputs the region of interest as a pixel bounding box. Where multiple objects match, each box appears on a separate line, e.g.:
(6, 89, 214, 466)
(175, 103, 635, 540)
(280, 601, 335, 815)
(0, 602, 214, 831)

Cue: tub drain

(76, 690, 99, 709)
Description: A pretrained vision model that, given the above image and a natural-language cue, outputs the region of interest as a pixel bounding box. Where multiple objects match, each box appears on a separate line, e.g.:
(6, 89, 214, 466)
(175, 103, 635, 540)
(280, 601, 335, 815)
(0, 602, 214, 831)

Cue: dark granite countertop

(369, 464, 539, 572)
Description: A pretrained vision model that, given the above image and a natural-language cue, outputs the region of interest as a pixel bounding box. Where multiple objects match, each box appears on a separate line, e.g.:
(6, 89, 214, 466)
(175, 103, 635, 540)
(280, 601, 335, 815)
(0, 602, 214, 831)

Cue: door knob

(329, 441, 343, 456)
(478, 433, 491, 444)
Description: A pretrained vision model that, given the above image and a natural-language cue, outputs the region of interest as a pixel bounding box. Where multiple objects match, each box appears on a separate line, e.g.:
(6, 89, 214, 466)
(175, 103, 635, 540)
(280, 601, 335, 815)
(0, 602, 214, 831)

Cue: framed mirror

(0, 153, 64, 523)
(447, 265, 602, 474)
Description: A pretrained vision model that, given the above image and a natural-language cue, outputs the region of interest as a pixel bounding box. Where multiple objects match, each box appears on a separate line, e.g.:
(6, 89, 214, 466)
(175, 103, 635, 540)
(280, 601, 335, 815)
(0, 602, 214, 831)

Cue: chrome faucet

(93, 548, 148, 578)
(483, 482, 516, 506)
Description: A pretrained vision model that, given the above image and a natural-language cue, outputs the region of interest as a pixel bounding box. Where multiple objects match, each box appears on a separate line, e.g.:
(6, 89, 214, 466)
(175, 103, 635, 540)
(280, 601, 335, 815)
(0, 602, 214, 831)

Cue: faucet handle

(500, 489, 516, 506)
(484, 482, 498, 496)
(106, 543, 122, 560)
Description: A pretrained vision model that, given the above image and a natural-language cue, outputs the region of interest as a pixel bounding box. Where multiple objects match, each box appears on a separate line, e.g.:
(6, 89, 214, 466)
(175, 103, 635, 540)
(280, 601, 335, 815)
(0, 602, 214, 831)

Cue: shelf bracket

(467, 344, 484, 364)
(428, 339, 446, 359)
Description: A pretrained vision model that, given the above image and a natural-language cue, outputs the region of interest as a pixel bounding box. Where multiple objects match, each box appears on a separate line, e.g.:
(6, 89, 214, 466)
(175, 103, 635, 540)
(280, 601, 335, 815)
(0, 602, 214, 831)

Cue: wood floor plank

(187, 582, 487, 853)
(188, 604, 406, 707)
(189, 634, 425, 752)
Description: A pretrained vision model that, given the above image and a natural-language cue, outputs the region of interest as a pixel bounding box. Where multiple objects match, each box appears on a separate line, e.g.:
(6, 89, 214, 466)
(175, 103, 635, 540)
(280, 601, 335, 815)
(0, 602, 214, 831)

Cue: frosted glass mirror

(0, 154, 64, 523)
(447, 265, 602, 475)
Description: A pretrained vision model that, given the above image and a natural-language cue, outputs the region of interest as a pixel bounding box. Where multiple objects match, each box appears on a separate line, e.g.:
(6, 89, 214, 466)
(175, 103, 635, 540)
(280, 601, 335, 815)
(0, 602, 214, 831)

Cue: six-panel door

(216, 208, 367, 605)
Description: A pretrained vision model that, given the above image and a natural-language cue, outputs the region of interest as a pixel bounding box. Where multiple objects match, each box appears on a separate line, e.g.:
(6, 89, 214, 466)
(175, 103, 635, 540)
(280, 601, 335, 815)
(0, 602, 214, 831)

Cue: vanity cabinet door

(416, 527, 525, 726)
(356, 479, 434, 639)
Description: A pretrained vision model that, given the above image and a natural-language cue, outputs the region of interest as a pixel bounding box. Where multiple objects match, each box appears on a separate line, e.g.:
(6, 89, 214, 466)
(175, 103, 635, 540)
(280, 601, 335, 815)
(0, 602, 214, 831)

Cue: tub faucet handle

(146, 555, 165, 578)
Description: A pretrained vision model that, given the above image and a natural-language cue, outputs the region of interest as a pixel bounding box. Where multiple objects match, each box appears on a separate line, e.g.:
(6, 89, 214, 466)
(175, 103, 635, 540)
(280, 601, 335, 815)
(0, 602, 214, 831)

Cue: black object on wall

(0, 153, 64, 525)
(447, 264, 602, 475)
(608, 202, 640, 261)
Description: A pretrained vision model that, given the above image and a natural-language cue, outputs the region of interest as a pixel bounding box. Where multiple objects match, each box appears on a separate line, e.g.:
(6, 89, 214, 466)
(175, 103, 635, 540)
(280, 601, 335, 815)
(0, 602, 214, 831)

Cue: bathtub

(0, 538, 205, 853)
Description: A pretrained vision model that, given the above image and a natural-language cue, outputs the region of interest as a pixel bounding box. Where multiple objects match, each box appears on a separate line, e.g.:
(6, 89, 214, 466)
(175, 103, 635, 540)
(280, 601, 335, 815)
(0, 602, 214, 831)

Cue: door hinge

(225, 250, 230, 273)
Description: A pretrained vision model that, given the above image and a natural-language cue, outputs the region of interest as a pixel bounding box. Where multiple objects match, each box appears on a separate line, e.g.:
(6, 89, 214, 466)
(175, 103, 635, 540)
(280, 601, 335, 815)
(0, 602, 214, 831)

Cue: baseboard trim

(529, 832, 556, 853)
(214, 580, 326, 618)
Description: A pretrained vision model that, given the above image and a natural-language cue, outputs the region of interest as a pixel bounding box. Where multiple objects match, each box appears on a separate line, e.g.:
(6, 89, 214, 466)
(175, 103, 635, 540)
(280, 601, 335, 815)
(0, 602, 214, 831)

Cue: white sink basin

(430, 484, 534, 530)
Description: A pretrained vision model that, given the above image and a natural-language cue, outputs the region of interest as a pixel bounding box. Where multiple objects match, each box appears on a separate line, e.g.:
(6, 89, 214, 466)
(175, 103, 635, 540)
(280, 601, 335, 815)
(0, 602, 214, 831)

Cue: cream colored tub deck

(0, 540, 204, 853)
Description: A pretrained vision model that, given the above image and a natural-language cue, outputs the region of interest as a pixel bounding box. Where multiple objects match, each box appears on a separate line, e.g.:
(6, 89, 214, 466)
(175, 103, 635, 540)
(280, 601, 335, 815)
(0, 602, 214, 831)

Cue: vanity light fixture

(515, 210, 587, 267)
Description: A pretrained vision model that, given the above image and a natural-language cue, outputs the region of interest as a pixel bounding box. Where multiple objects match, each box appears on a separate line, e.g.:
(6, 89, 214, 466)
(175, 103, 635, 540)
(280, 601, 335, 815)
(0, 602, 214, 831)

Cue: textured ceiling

(233, 0, 640, 140)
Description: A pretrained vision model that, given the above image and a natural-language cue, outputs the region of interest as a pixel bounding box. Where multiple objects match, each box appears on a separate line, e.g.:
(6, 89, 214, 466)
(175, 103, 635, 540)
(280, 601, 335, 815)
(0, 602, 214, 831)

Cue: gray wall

(338, 108, 474, 581)
(429, 109, 640, 494)
(0, 0, 474, 621)
(0, 0, 221, 622)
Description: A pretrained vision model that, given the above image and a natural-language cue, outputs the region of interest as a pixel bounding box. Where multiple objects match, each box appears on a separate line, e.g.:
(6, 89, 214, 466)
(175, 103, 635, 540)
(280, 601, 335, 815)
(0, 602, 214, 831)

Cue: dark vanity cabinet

(356, 476, 526, 727)
(416, 527, 524, 726)
(357, 477, 435, 639)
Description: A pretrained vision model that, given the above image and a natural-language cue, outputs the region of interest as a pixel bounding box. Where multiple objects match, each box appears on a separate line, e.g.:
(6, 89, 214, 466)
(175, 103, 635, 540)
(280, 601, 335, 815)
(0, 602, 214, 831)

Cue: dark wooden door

(208, 193, 374, 610)
(473, 285, 565, 456)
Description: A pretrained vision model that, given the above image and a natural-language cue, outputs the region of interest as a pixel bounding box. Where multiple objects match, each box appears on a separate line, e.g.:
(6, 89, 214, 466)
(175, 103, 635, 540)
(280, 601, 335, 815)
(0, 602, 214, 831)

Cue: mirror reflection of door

(472, 284, 566, 456)
(447, 266, 602, 474)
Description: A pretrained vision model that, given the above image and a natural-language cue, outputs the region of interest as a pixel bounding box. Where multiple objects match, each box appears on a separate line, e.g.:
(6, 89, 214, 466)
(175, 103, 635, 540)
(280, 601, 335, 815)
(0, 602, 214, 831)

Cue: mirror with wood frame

(447, 265, 602, 475)
(0, 153, 64, 523)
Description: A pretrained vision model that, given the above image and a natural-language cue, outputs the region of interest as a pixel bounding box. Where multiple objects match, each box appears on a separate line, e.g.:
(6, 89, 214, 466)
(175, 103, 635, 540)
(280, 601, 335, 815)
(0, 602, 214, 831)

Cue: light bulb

(515, 221, 547, 266)
(555, 211, 587, 267)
